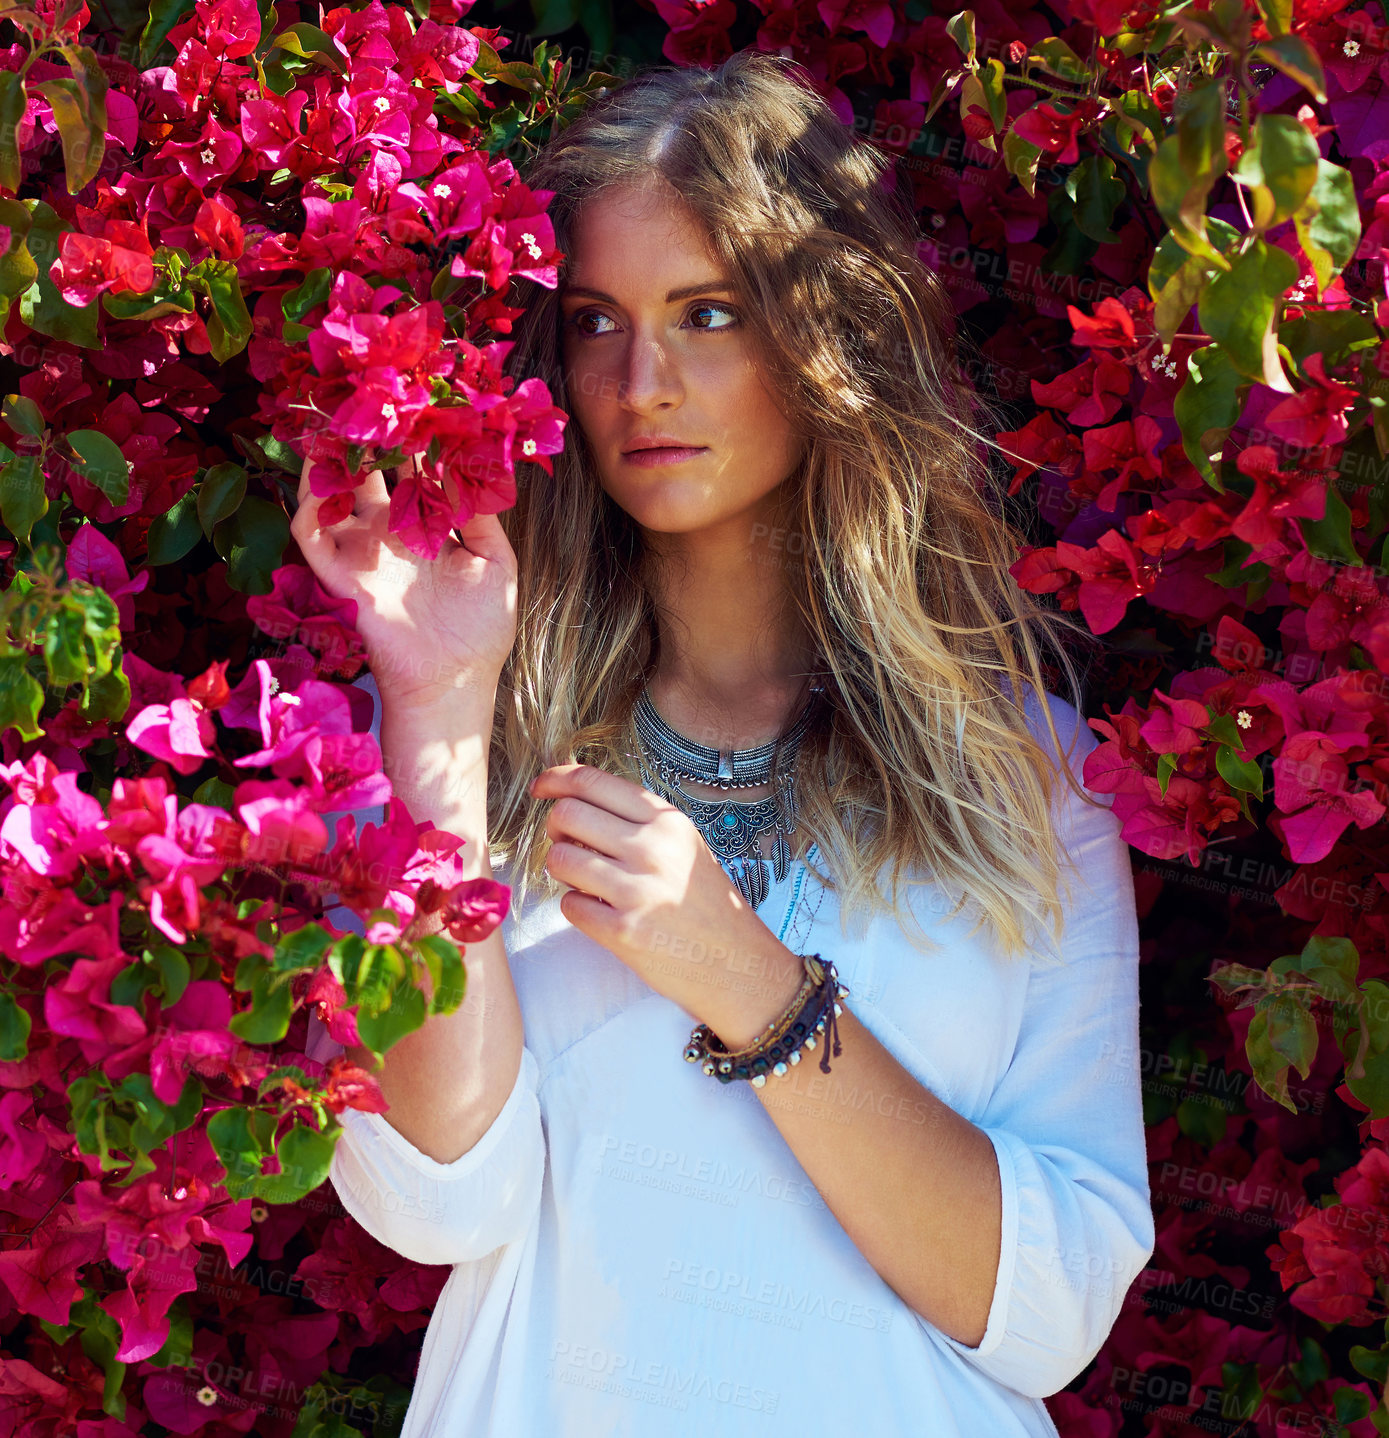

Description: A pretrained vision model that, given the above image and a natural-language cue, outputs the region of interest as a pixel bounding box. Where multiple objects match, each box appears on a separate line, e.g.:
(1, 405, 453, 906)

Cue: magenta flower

(0, 754, 108, 881)
(126, 697, 217, 775)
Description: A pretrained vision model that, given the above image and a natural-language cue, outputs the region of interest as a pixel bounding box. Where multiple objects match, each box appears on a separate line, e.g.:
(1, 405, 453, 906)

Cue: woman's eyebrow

(560, 280, 737, 303)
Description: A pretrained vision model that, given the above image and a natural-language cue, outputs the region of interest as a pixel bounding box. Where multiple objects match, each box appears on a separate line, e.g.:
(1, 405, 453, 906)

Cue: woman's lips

(621, 446, 708, 467)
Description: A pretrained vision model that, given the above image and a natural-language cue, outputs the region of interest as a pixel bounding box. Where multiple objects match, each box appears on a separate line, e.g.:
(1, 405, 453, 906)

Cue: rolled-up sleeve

(929, 696, 1155, 1399)
(329, 1045, 546, 1266)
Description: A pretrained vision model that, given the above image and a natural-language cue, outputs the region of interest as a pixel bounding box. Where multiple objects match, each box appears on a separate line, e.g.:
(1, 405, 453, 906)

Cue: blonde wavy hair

(484, 48, 1105, 961)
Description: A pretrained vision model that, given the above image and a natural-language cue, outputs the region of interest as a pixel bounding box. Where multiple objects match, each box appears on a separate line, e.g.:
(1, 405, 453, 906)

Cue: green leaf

(214, 495, 290, 594)
(280, 266, 332, 324)
(1280, 308, 1377, 366)
(43, 605, 87, 688)
(228, 961, 296, 1044)
(1001, 129, 1043, 196)
(1147, 218, 1240, 300)
(1197, 238, 1300, 390)
(0, 70, 27, 196)
(0, 200, 35, 330)
(530, 0, 579, 36)
(1215, 744, 1264, 797)
(197, 462, 247, 538)
(0, 652, 43, 740)
(2, 394, 43, 439)
(415, 932, 466, 1013)
(1156, 751, 1178, 796)
(1351, 1345, 1389, 1386)
(187, 258, 253, 362)
(34, 55, 108, 195)
(146, 489, 202, 565)
(1263, 991, 1318, 1074)
(978, 58, 1006, 132)
(207, 1107, 269, 1198)
(152, 945, 192, 1006)
(958, 73, 997, 150)
(1295, 160, 1361, 296)
(1244, 1006, 1296, 1111)
(19, 201, 100, 348)
(1029, 36, 1089, 82)
(1067, 154, 1125, 243)
(945, 9, 976, 62)
(78, 655, 129, 723)
(0, 451, 46, 543)
(1112, 88, 1164, 151)
(1234, 114, 1320, 232)
(1153, 253, 1210, 345)
(1297, 483, 1359, 566)
(1147, 79, 1231, 266)
(1176, 1093, 1228, 1144)
(1257, 0, 1292, 37)
(270, 22, 346, 73)
(1298, 934, 1359, 1004)
(256, 1122, 336, 1204)
(66, 430, 130, 509)
(139, 0, 196, 66)
(191, 774, 236, 809)
(1174, 344, 1245, 490)
(274, 923, 335, 974)
(1253, 34, 1327, 102)
(0, 991, 30, 1060)
(354, 980, 427, 1053)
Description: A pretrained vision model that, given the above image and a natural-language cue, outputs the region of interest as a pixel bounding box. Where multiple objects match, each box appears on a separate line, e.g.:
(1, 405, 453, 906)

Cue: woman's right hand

(290, 454, 519, 713)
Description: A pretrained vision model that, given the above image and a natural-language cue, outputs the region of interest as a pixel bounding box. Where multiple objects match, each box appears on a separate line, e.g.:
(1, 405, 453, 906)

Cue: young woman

(294, 49, 1155, 1438)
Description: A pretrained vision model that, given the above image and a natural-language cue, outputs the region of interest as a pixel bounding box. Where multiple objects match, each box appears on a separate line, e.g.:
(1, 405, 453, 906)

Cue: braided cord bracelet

(683, 953, 849, 1087)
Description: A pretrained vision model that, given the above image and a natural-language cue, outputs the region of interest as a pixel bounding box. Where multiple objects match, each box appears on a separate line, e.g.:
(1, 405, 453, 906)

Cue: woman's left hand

(529, 762, 802, 1039)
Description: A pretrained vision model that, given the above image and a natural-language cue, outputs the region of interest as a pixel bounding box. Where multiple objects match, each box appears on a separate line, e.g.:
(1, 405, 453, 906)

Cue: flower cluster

(631, 0, 1389, 1428)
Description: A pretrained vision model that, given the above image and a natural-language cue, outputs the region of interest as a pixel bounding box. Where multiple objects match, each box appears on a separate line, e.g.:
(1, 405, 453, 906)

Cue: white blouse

(313, 681, 1155, 1437)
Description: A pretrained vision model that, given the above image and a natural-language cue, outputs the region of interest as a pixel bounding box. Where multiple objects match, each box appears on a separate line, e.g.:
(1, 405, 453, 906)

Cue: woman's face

(558, 179, 806, 542)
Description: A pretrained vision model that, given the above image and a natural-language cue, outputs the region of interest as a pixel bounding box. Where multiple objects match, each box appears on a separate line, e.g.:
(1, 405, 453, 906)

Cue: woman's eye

(565, 303, 739, 338)
(568, 309, 617, 338)
(687, 303, 739, 330)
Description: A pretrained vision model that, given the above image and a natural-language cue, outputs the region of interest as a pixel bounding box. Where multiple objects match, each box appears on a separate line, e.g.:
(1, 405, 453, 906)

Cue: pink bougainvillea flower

(126, 696, 218, 775)
(65, 522, 149, 630)
(996, 411, 1083, 492)
(245, 564, 365, 677)
(1010, 99, 1100, 165)
(1066, 294, 1140, 351)
(1230, 445, 1328, 548)
(43, 950, 147, 1061)
(306, 964, 361, 1048)
(1138, 691, 1211, 755)
(1272, 729, 1385, 863)
(1030, 354, 1131, 426)
(0, 1220, 106, 1326)
(0, 753, 108, 881)
(132, 803, 231, 943)
(232, 778, 331, 868)
(50, 216, 155, 309)
(1263, 352, 1358, 448)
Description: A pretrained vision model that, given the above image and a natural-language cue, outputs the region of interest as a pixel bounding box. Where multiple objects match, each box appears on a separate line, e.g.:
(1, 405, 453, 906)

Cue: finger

(531, 763, 665, 824)
(292, 457, 338, 559)
(357, 465, 390, 509)
(541, 793, 642, 859)
(454, 509, 513, 565)
(544, 841, 624, 905)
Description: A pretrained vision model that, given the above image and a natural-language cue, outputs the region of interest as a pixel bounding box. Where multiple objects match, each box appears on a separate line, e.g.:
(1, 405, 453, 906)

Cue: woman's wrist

(699, 941, 806, 1051)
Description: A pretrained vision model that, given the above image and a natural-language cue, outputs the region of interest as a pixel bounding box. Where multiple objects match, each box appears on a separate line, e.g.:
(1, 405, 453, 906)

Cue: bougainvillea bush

(0, 0, 590, 1431)
(2, 0, 1389, 1431)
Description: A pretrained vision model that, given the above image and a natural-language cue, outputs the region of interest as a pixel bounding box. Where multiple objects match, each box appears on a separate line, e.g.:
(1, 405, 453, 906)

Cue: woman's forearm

(344, 691, 525, 1166)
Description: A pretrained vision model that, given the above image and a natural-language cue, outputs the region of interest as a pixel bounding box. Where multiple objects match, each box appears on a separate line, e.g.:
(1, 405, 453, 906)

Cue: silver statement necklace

(632, 681, 826, 911)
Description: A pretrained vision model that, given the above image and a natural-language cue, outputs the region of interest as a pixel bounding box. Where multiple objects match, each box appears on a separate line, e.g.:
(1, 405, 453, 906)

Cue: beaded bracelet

(683, 953, 849, 1087)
